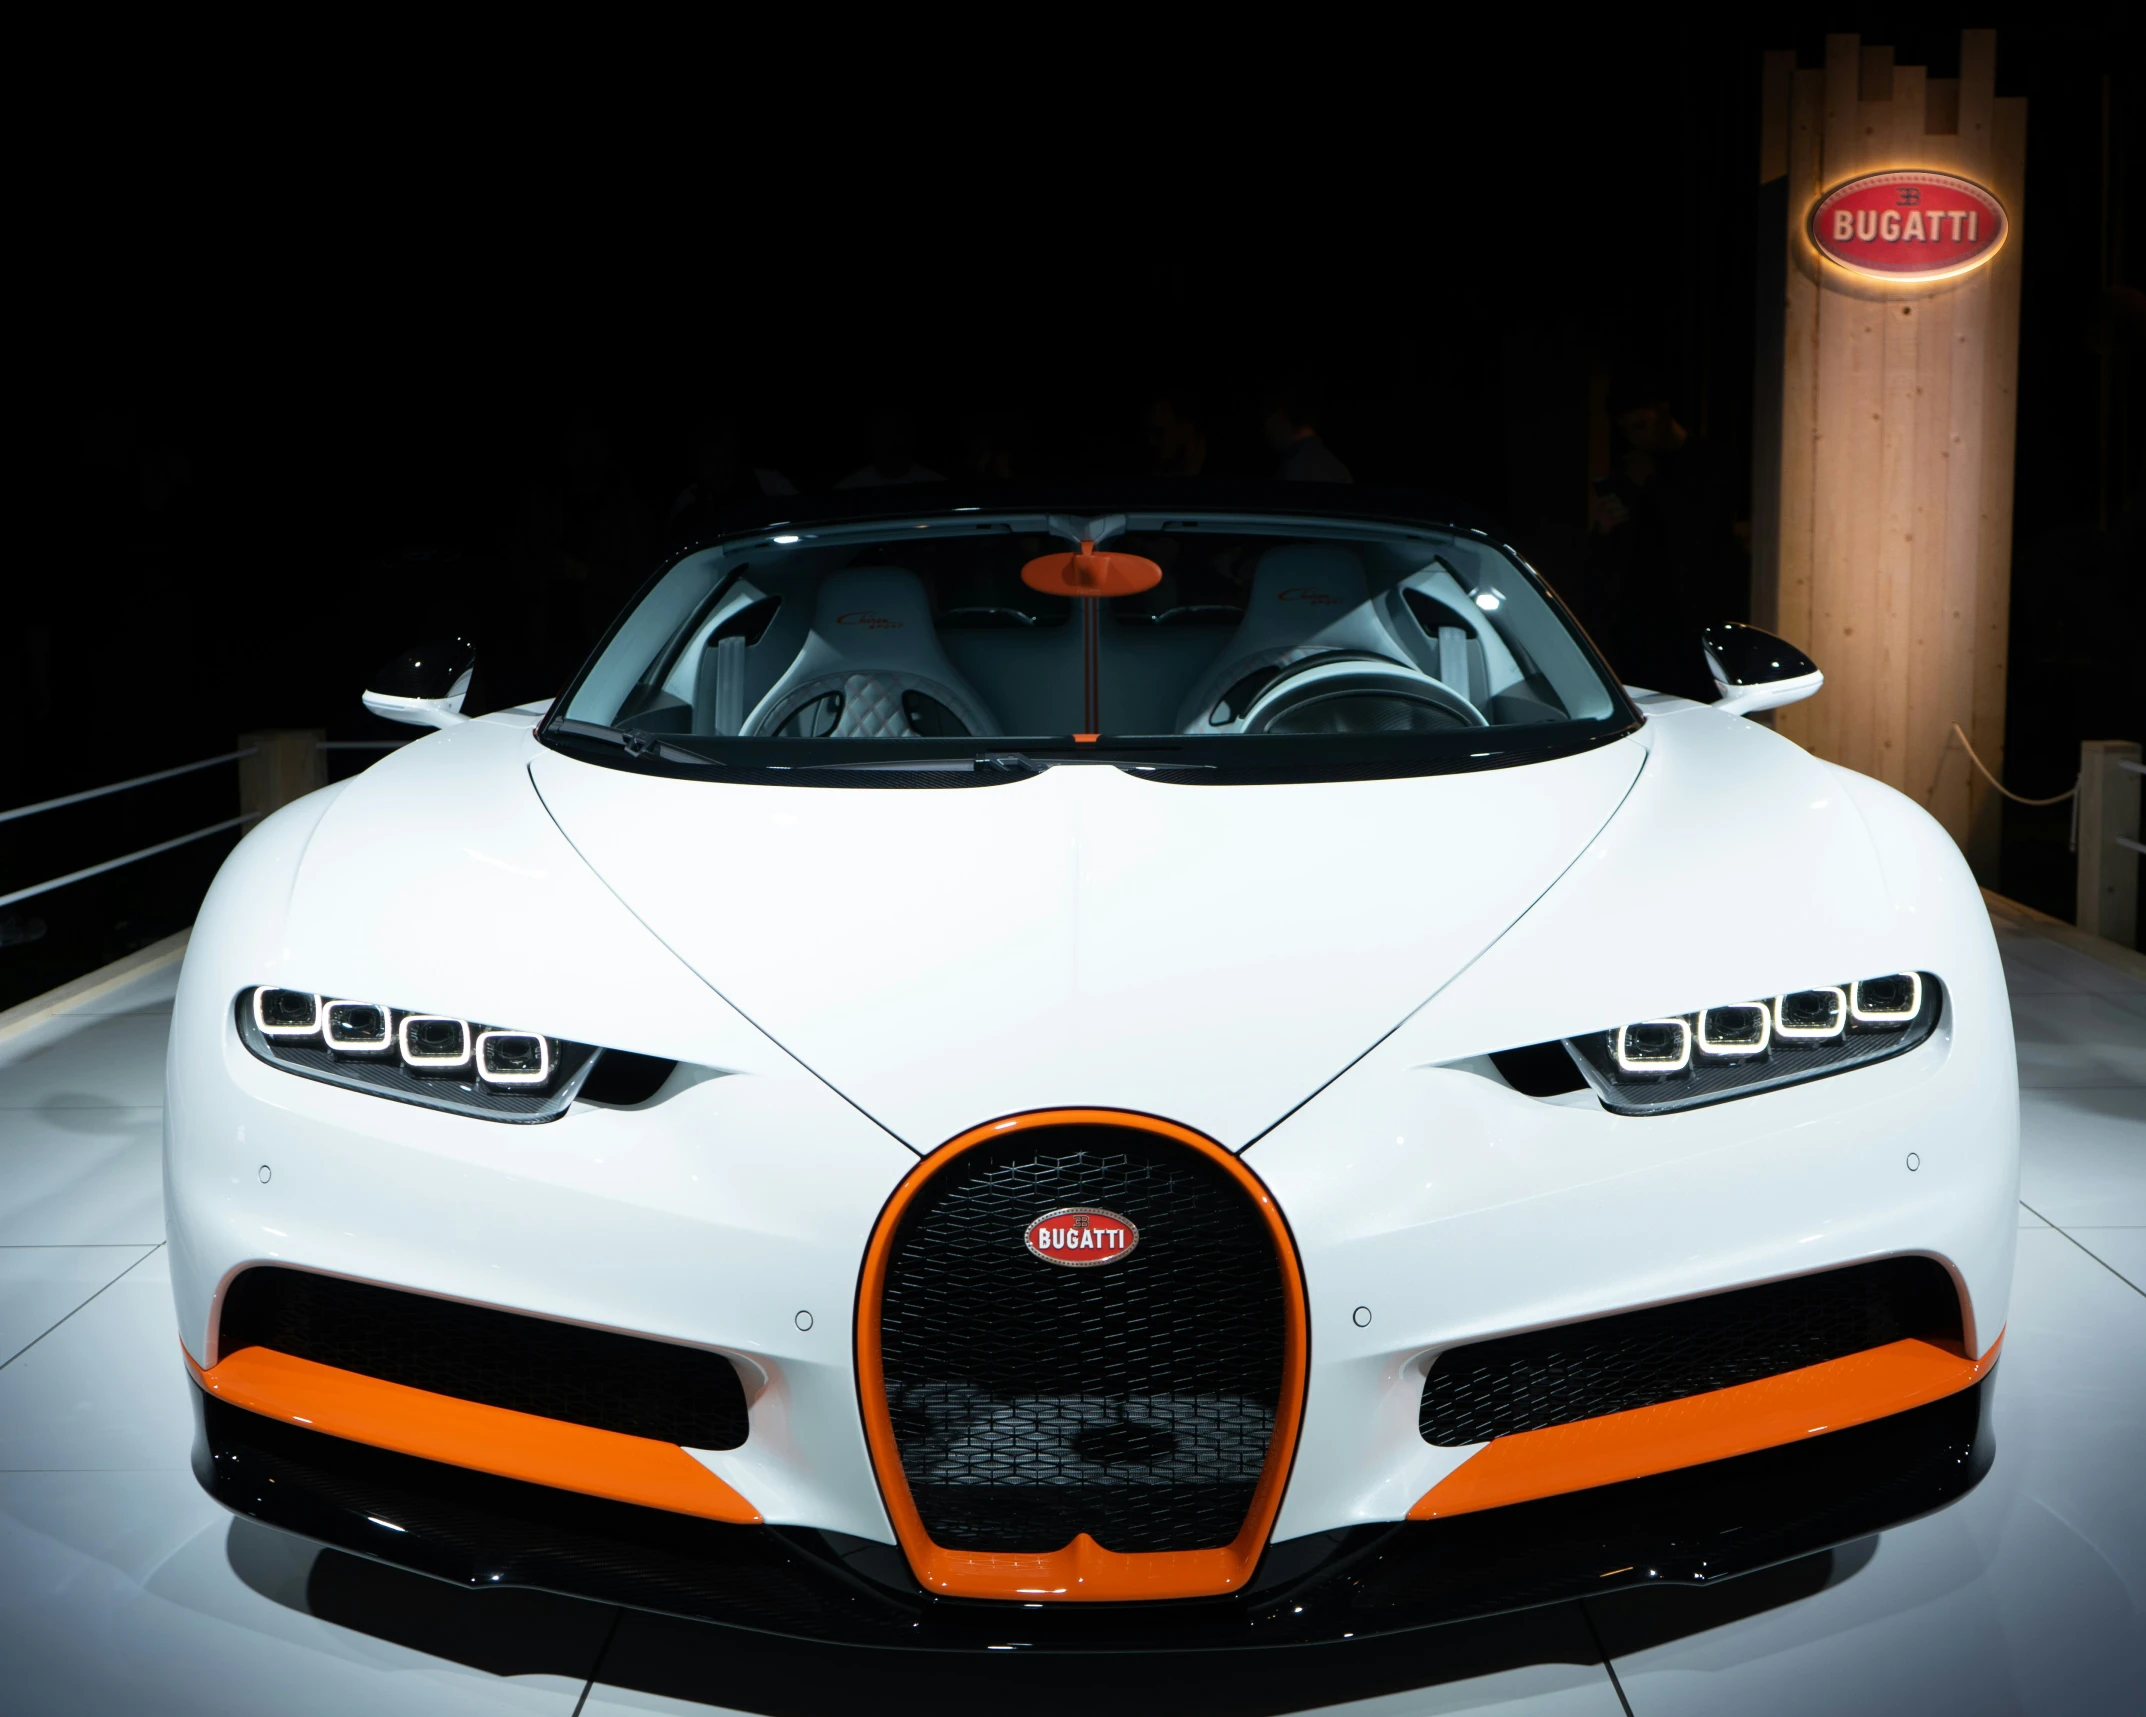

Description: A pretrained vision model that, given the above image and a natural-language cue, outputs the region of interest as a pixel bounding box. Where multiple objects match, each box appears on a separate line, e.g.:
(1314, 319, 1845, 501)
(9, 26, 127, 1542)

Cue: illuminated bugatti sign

(1024, 1206, 1139, 1267)
(1810, 170, 2006, 282)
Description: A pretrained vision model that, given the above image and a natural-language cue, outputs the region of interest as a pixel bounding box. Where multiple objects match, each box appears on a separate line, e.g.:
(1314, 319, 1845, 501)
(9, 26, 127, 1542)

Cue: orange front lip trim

(187, 1344, 761, 1525)
(857, 1108, 1309, 1602)
(1410, 1330, 2002, 1521)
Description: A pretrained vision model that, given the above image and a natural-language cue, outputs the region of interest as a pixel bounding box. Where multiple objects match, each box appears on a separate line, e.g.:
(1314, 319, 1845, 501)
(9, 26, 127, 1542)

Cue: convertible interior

(604, 525, 1606, 744)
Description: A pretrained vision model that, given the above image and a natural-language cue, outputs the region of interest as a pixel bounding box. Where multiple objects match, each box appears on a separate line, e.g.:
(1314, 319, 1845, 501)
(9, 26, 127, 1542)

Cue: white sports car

(167, 490, 2015, 1647)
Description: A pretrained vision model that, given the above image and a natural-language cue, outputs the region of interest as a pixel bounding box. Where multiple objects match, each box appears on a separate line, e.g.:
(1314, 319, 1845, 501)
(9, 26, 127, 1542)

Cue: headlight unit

(1555, 971, 1941, 1115)
(236, 987, 669, 1121)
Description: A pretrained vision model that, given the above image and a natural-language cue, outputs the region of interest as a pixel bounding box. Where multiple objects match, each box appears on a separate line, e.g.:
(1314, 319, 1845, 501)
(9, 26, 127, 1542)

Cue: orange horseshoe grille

(855, 1109, 1309, 1602)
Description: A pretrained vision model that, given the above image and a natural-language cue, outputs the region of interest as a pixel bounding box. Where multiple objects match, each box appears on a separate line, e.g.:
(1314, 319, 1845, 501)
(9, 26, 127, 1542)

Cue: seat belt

(697, 578, 769, 736)
(711, 635, 746, 735)
(1438, 626, 1471, 703)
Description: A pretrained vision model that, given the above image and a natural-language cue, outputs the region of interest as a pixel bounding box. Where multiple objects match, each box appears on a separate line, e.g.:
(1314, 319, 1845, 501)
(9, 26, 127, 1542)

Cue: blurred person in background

(512, 417, 650, 697)
(837, 407, 942, 487)
(958, 408, 1026, 482)
(1144, 390, 1209, 477)
(1587, 366, 1737, 701)
(670, 418, 795, 539)
(1262, 381, 1352, 483)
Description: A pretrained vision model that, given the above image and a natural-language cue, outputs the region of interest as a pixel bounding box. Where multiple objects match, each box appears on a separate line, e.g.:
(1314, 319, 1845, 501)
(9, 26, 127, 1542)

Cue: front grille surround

(857, 1110, 1308, 1600)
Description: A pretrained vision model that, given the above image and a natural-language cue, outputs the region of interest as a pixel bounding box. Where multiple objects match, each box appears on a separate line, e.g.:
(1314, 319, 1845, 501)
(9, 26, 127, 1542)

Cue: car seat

(743, 568, 1002, 739)
(1175, 544, 1418, 733)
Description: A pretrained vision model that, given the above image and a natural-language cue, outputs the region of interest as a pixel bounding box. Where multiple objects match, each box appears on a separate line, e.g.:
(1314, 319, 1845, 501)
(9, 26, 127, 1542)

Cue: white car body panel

(1256, 702, 2015, 1538)
(525, 735, 1644, 1151)
(166, 690, 2016, 1553)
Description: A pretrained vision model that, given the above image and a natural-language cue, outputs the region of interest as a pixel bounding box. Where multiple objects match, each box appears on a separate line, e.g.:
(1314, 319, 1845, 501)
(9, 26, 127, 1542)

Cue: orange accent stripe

(187, 1344, 761, 1525)
(855, 1108, 1309, 1602)
(1410, 1330, 2002, 1521)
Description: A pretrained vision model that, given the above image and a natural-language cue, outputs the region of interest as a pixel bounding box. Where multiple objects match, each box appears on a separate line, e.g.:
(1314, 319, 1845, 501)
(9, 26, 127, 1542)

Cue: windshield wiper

(547, 719, 716, 767)
(788, 752, 1046, 777)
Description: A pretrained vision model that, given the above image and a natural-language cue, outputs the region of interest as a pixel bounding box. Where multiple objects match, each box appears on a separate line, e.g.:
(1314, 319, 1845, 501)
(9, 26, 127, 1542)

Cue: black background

(7, 11, 2139, 1005)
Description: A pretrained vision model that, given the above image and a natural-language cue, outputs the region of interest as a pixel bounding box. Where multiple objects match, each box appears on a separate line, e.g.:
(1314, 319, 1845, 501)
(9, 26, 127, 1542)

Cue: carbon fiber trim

(194, 1371, 1994, 1648)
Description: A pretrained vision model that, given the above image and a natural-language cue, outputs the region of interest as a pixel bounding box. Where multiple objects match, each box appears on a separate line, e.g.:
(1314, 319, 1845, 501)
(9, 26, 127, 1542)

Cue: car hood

(527, 741, 1645, 1149)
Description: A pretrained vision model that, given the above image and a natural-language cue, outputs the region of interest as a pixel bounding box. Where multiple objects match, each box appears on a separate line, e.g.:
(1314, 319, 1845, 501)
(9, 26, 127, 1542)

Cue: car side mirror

(363, 637, 476, 730)
(1702, 623, 1823, 718)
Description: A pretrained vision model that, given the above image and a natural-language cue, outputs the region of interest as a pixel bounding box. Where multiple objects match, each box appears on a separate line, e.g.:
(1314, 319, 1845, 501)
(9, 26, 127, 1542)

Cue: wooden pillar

(1752, 30, 2026, 876)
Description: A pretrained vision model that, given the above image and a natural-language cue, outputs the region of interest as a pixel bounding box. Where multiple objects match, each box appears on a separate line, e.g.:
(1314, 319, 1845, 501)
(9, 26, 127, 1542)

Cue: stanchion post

(2076, 739, 2141, 945)
(237, 731, 327, 826)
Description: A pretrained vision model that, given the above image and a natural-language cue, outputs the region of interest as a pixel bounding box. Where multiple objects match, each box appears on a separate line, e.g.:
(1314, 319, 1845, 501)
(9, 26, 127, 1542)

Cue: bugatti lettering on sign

(1809, 169, 2007, 281)
(166, 490, 2017, 1649)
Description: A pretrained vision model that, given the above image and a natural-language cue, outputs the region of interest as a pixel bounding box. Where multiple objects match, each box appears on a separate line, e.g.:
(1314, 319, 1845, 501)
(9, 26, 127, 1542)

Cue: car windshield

(548, 508, 1630, 782)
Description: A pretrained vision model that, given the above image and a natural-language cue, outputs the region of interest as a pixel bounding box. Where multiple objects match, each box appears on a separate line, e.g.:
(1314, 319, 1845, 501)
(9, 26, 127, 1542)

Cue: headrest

(1244, 543, 1370, 616)
(742, 565, 1003, 737)
(809, 568, 939, 653)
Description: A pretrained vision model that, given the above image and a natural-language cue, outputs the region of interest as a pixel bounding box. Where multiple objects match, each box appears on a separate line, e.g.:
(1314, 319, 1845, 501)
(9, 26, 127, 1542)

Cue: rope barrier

(0, 815, 261, 911)
(1950, 723, 2078, 807)
(0, 749, 256, 826)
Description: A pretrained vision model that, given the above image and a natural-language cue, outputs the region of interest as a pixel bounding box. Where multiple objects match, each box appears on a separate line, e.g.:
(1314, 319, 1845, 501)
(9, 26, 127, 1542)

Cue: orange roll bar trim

(1410, 1329, 2002, 1521)
(186, 1344, 762, 1525)
(855, 1107, 1309, 1602)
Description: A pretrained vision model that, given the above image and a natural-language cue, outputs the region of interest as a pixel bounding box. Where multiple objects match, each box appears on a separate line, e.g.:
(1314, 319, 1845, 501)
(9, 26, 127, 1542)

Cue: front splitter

(192, 1376, 1993, 1652)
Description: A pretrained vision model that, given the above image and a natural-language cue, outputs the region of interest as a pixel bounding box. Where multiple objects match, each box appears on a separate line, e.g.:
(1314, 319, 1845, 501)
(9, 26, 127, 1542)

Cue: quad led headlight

(1558, 971, 1941, 1115)
(252, 988, 322, 1037)
(236, 987, 609, 1121)
(323, 1000, 393, 1052)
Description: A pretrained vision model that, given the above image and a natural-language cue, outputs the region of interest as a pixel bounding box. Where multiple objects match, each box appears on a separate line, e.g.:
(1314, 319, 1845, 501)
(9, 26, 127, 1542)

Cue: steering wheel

(1236, 654, 1486, 736)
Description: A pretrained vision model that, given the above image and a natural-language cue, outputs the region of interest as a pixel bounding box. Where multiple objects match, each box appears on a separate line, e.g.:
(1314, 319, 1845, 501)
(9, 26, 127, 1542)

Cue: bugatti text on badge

(1024, 1207, 1140, 1267)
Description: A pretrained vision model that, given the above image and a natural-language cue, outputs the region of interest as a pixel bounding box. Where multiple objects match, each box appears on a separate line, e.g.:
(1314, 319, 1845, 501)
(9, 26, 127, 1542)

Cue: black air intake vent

(1419, 1256, 1962, 1446)
(219, 1266, 749, 1450)
(878, 1126, 1286, 1555)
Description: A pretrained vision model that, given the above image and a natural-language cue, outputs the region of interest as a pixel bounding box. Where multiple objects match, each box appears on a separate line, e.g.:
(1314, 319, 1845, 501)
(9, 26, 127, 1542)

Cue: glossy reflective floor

(2, 903, 2140, 1716)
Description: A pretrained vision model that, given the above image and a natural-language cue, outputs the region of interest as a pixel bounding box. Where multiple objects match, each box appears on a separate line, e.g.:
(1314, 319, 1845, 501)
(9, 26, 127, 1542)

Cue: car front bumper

(194, 1373, 1995, 1649)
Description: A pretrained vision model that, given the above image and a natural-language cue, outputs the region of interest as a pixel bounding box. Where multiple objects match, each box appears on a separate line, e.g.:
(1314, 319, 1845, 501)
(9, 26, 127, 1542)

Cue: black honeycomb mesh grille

(220, 1267, 749, 1450)
(1419, 1256, 1962, 1446)
(878, 1126, 1286, 1555)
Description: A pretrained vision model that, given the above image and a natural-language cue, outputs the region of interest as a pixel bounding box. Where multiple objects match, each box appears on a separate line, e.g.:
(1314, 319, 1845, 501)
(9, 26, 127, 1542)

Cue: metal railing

(0, 749, 258, 827)
(2078, 742, 2144, 946)
(0, 734, 407, 912)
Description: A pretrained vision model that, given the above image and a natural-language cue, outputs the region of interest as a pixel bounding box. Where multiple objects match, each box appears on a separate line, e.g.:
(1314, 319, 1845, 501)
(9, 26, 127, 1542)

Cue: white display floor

(2, 902, 2140, 1715)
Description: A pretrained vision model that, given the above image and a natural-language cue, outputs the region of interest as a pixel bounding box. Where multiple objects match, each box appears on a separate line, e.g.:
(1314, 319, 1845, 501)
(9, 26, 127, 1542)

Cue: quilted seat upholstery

(745, 569, 1001, 740)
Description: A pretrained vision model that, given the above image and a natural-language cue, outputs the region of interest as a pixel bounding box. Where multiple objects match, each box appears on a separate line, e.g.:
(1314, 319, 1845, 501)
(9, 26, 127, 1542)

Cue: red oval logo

(1024, 1206, 1139, 1268)
(1809, 170, 2006, 282)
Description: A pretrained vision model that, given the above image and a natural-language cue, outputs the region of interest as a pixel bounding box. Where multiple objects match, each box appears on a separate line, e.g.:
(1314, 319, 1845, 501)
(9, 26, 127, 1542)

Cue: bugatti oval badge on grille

(1024, 1206, 1139, 1268)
